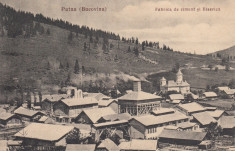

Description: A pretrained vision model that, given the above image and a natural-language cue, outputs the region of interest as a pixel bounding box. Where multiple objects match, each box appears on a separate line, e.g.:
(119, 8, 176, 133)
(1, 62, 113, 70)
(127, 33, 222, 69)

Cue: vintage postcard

(0, 0, 234, 150)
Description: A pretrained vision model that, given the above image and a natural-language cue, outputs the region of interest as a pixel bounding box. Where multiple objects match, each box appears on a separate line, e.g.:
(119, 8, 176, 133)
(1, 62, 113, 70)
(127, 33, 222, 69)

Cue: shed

(96, 138, 120, 151)
(66, 144, 96, 151)
(119, 139, 157, 151)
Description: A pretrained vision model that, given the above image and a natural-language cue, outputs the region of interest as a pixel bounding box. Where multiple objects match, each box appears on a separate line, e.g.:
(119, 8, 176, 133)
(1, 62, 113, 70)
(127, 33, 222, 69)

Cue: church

(160, 70, 190, 94)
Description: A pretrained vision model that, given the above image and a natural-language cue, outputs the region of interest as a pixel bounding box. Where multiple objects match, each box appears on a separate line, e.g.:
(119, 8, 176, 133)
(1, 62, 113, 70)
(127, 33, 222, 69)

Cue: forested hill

(0, 3, 219, 100)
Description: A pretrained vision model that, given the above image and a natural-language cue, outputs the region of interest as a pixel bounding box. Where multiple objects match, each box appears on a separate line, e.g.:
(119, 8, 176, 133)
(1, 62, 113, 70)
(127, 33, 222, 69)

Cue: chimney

(133, 80, 141, 92)
(77, 89, 83, 98)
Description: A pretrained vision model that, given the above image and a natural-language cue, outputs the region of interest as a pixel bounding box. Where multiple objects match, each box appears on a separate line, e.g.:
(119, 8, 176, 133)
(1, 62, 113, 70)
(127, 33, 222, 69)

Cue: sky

(1, 0, 235, 54)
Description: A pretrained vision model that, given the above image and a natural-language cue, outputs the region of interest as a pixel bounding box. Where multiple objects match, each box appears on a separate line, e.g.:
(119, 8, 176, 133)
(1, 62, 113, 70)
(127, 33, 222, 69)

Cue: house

(83, 92, 110, 101)
(169, 94, 184, 104)
(222, 89, 235, 98)
(207, 110, 227, 120)
(177, 122, 200, 131)
(192, 112, 217, 127)
(66, 144, 96, 151)
(150, 108, 175, 116)
(14, 123, 75, 146)
(158, 129, 207, 146)
(14, 107, 44, 121)
(118, 79, 162, 116)
(160, 70, 190, 94)
(74, 107, 116, 124)
(0, 113, 22, 127)
(96, 138, 120, 151)
(97, 113, 131, 123)
(93, 120, 129, 142)
(217, 86, 230, 92)
(203, 92, 217, 100)
(98, 99, 119, 113)
(119, 139, 157, 151)
(129, 111, 189, 139)
(176, 102, 207, 116)
(41, 94, 68, 113)
(37, 116, 55, 124)
(218, 116, 235, 135)
(53, 97, 98, 122)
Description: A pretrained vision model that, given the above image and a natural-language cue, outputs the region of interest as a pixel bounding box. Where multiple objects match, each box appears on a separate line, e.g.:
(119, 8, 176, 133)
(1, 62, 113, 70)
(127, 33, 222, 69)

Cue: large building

(160, 70, 190, 94)
(118, 79, 162, 116)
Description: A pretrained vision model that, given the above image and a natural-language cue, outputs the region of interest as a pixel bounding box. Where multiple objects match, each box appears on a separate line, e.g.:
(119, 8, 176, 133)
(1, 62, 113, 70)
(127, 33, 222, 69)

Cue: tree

(46, 28, 50, 35)
(66, 62, 70, 70)
(142, 41, 145, 51)
(83, 42, 87, 51)
(225, 64, 230, 71)
(46, 61, 50, 70)
(128, 46, 131, 52)
(26, 91, 31, 109)
(59, 62, 64, 70)
(82, 66, 85, 74)
(65, 73, 71, 85)
(68, 31, 73, 43)
(74, 59, 79, 74)
(66, 128, 80, 144)
(38, 91, 42, 106)
(172, 63, 180, 73)
(135, 38, 138, 45)
(134, 47, 139, 56)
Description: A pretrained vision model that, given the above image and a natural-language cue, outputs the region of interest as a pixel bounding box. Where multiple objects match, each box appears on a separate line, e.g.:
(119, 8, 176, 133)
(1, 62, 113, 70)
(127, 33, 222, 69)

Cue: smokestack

(133, 79, 141, 92)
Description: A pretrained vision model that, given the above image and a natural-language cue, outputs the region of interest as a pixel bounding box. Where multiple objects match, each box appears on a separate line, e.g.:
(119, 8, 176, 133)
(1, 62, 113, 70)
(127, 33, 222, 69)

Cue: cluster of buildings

(0, 71, 234, 150)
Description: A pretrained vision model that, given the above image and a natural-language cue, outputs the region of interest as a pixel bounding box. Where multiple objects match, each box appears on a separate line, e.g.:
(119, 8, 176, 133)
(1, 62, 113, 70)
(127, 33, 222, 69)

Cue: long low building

(129, 111, 189, 139)
(158, 129, 207, 146)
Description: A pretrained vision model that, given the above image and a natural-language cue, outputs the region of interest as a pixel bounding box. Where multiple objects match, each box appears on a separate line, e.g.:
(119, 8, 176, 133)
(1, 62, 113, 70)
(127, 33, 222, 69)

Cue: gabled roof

(217, 86, 230, 91)
(79, 107, 116, 124)
(15, 123, 74, 141)
(83, 92, 110, 101)
(207, 110, 225, 119)
(119, 139, 157, 151)
(98, 99, 118, 107)
(177, 122, 197, 129)
(97, 138, 119, 151)
(118, 91, 161, 101)
(0, 113, 15, 121)
(14, 107, 42, 117)
(178, 102, 206, 113)
(218, 116, 235, 129)
(93, 120, 128, 128)
(223, 89, 235, 95)
(60, 97, 98, 107)
(100, 113, 131, 121)
(169, 94, 184, 100)
(42, 94, 69, 102)
(151, 108, 175, 116)
(66, 144, 96, 151)
(131, 111, 188, 127)
(192, 112, 217, 126)
(159, 129, 207, 141)
(167, 80, 190, 87)
(203, 92, 217, 97)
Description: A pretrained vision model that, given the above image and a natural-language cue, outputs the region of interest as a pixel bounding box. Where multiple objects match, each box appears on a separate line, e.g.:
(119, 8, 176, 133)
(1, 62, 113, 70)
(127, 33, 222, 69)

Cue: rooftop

(178, 102, 206, 113)
(0, 112, 15, 121)
(61, 97, 98, 107)
(177, 122, 197, 129)
(97, 138, 119, 151)
(167, 80, 190, 87)
(119, 139, 157, 151)
(83, 92, 110, 101)
(98, 99, 117, 107)
(15, 123, 74, 141)
(14, 107, 42, 117)
(192, 112, 217, 126)
(169, 94, 184, 100)
(151, 108, 175, 116)
(42, 94, 69, 102)
(100, 113, 131, 121)
(66, 144, 96, 151)
(93, 120, 128, 128)
(118, 91, 161, 101)
(203, 92, 217, 97)
(207, 110, 225, 118)
(79, 107, 116, 124)
(159, 129, 207, 141)
(218, 116, 235, 129)
(131, 111, 188, 127)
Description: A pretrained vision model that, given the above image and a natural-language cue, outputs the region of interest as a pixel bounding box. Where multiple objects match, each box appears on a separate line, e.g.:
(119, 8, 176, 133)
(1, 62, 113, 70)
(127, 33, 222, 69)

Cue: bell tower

(176, 69, 183, 84)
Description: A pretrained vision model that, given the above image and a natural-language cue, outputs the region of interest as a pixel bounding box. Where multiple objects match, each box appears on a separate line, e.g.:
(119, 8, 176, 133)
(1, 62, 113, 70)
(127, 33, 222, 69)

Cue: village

(0, 69, 234, 151)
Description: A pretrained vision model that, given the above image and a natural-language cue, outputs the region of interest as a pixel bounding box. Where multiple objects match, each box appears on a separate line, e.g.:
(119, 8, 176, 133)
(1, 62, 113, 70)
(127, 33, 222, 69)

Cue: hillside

(209, 45, 235, 61)
(0, 3, 232, 103)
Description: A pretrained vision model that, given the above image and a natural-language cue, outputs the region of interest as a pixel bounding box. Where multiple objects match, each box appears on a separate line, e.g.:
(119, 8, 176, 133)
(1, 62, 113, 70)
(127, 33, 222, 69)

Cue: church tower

(176, 69, 183, 84)
(160, 77, 166, 86)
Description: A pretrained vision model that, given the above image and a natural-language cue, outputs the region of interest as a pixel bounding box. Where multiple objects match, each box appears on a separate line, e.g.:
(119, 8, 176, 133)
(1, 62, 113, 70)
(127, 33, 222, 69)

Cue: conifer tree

(74, 59, 79, 74)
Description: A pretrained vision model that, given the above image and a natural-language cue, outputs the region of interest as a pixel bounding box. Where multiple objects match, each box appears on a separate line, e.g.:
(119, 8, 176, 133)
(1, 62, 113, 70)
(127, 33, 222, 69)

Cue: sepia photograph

(0, 0, 235, 150)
